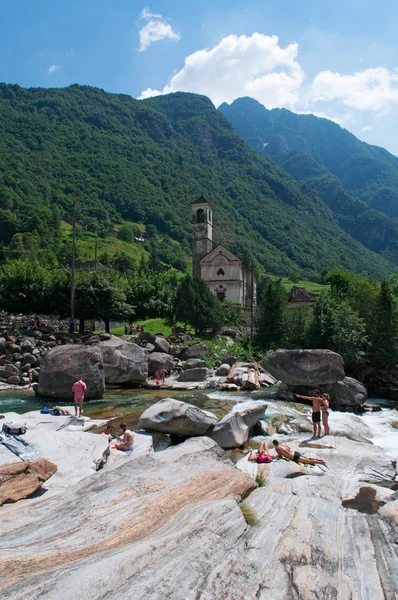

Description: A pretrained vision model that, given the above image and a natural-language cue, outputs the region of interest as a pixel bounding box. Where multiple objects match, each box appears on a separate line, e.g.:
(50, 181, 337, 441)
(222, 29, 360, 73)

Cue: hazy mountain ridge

(219, 97, 398, 263)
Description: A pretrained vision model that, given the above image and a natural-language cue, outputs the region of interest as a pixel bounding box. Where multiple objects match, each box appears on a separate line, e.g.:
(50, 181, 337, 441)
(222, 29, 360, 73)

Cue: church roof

(192, 194, 212, 207)
(198, 244, 257, 277)
(200, 244, 242, 264)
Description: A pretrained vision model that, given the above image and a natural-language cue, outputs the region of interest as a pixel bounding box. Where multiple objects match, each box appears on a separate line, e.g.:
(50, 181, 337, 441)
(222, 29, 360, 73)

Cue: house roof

(287, 286, 316, 303)
(192, 194, 212, 207)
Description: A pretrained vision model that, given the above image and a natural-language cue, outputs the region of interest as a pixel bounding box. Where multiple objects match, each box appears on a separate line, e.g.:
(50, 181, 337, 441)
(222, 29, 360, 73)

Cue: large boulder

(228, 363, 261, 389)
(0, 364, 18, 376)
(137, 331, 156, 344)
(263, 349, 345, 386)
(0, 458, 57, 504)
(323, 377, 367, 411)
(239, 402, 268, 430)
(153, 337, 171, 354)
(287, 376, 367, 412)
(37, 345, 105, 399)
(138, 398, 217, 435)
(177, 368, 209, 382)
(99, 335, 148, 384)
(182, 343, 209, 359)
(208, 411, 249, 449)
(186, 358, 206, 369)
(148, 352, 175, 376)
(216, 363, 230, 376)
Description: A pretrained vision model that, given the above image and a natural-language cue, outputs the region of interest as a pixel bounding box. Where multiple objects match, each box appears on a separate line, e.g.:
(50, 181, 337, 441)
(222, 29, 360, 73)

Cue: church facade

(191, 196, 257, 313)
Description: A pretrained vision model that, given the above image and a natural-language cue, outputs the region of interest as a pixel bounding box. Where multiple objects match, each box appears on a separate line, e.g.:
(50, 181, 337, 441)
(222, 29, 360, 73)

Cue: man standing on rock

(273, 440, 327, 467)
(294, 391, 323, 438)
(72, 379, 87, 418)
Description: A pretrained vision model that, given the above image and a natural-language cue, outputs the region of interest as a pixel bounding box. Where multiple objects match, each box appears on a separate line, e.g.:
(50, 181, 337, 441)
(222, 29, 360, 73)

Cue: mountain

(219, 97, 398, 264)
(0, 83, 396, 279)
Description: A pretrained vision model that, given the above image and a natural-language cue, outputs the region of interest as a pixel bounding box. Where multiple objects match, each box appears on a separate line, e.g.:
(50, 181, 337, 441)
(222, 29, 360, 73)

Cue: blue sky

(2, 0, 398, 154)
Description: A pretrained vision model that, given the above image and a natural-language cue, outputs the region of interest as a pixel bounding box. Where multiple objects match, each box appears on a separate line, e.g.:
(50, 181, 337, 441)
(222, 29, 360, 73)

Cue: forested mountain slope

(0, 83, 395, 279)
(219, 97, 398, 264)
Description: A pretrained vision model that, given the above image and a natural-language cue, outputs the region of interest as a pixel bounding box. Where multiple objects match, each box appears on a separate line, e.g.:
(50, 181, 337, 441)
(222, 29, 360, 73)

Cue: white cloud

(137, 7, 180, 52)
(48, 64, 60, 74)
(139, 33, 304, 108)
(311, 67, 398, 111)
(361, 125, 372, 133)
(140, 7, 162, 20)
(139, 20, 181, 52)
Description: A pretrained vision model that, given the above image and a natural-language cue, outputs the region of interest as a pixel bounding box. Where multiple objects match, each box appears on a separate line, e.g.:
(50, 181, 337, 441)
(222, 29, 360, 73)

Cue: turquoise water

(0, 388, 252, 430)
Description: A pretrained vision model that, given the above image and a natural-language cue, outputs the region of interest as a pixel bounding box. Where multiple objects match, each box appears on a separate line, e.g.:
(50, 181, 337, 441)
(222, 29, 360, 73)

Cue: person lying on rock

(50, 406, 71, 415)
(293, 391, 323, 438)
(247, 441, 273, 464)
(272, 439, 327, 467)
(111, 423, 134, 451)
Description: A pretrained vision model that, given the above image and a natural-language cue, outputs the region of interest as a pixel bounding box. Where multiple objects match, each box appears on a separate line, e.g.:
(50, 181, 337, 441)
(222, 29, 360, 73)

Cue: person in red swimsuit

(247, 441, 273, 464)
(72, 379, 87, 418)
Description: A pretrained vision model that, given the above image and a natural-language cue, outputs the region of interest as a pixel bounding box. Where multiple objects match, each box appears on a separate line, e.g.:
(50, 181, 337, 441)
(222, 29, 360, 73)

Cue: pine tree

(254, 278, 286, 351)
(369, 280, 398, 366)
(172, 274, 223, 334)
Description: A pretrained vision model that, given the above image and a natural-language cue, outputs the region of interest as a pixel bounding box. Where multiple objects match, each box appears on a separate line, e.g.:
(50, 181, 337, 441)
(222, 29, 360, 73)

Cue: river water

(1, 389, 397, 462)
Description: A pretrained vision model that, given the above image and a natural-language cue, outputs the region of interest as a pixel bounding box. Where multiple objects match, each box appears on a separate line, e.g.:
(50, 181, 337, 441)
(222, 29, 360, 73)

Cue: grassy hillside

(219, 97, 398, 263)
(0, 83, 396, 279)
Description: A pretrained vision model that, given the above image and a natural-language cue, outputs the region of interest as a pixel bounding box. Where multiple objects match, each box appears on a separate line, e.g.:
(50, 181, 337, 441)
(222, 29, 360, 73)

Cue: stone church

(191, 196, 257, 314)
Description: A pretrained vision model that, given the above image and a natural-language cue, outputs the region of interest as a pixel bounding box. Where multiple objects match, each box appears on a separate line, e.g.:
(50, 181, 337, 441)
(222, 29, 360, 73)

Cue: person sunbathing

(272, 439, 327, 467)
(247, 441, 273, 463)
(111, 423, 134, 451)
(50, 406, 71, 415)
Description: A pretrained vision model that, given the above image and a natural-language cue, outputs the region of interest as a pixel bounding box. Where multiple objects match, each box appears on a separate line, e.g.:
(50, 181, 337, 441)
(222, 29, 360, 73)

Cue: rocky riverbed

(0, 389, 397, 599)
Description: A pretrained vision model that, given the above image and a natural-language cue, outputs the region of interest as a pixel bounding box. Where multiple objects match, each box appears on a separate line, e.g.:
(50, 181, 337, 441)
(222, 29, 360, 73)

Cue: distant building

(191, 196, 257, 313)
(76, 261, 111, 272)
(286, 286, 316, 308)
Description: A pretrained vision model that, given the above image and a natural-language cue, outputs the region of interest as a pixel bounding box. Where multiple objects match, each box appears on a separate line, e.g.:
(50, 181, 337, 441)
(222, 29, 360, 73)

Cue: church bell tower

(192, 195, 213, 277)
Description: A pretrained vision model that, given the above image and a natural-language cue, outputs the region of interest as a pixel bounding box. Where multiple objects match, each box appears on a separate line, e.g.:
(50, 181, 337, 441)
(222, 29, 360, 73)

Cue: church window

(217, 268, 225, 276)
(197, 208, 205, 223)
(217, 290, 226, 301)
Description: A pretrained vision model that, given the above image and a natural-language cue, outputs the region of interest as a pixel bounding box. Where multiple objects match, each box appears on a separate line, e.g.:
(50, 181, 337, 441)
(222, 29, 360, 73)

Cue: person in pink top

(72, 379, 87, 417)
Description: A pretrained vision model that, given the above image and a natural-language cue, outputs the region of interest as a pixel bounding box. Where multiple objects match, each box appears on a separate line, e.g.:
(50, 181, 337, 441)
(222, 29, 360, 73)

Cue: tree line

(255, 270, 398, 369)
(0, 261, 242, 334)
(2, 261, 397, 370)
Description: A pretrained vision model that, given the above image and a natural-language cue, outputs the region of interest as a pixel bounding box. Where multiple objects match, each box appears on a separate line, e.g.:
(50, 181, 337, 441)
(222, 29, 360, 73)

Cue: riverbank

(1, 388, 397, 461)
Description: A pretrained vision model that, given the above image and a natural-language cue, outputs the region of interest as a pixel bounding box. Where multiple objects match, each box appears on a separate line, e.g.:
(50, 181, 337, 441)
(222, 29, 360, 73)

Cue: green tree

(75, 271, 131, 333)
(0, 260, 56, 315)
(368, 280, 398, 366)
(145, 224, 158, 238)
(111, 252, 135, 275)
(285, 305, 312, 348)
(171, 274, 223, 334)
(118, 225, 133, 243)
(219, 300, 245, 328)
(126, 270, 174, 320)
(328, 301, 367, 368)
(309, 295, 367, 367)
(254, 278, 287, 351)
(287, 270, 299, 284)
(308, 294, 335, 349)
